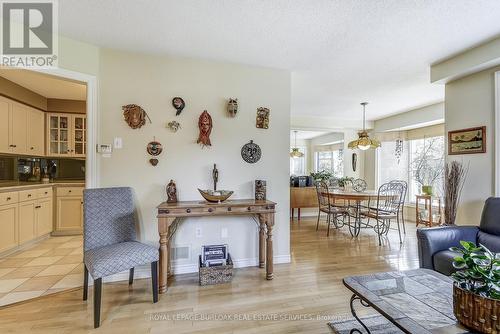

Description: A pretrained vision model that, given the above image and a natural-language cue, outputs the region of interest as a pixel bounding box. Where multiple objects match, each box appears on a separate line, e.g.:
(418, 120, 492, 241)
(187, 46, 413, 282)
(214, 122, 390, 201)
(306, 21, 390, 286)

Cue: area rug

(328, 314, 403, 334)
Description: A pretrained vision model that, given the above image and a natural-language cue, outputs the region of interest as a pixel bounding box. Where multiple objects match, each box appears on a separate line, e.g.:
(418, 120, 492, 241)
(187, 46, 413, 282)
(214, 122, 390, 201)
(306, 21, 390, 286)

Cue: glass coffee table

(343, 269, 472, 334)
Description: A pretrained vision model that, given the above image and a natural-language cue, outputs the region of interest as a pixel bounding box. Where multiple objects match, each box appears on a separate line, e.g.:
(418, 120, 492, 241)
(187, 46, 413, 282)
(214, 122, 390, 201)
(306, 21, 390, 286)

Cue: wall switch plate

(195, 227, 202, 238)
(114, 137, 123, 149)
(221, 228, 228, 238)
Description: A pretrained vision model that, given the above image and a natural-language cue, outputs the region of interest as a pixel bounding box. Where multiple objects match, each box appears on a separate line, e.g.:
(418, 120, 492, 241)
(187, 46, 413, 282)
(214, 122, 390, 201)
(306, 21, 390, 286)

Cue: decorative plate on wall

(241, 140, 261, 163)
(147, 140, 163, 156)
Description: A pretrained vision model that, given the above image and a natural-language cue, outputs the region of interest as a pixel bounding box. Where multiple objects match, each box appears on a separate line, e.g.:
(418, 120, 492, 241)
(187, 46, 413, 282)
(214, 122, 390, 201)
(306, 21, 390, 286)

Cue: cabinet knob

(68, 190, 72, 193)
(6, 197, 11, 201)
(247, 207, 251, 211)
(227, 207, 232, 211)
(186, 208, 191, 213)
(208, 208, 213, 213)
(28, 194, 32, 197)
(35, 205, 41, 209)
(44, 191, 48, 194)
(9, 144, 16, 148)
(30, 147, 34, 150)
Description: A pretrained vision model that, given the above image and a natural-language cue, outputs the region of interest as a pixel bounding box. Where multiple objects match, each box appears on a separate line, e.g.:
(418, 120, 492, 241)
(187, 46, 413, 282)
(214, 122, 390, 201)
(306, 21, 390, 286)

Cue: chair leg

(151, 261, 158, 303)
(93, 278, 102, 329)
(401, 210, 406, 234)
(327, 213, 331, 237)
(83, 265, 89, 301)
(316, 210, 320, 231)
(396, 216, 402, 244)
(376, 220, 382, 246)
(129, 268, 134, 285)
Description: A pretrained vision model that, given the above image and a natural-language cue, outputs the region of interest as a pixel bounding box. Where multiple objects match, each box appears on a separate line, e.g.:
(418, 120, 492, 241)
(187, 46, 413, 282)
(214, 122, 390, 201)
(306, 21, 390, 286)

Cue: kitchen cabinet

(36, 197, 53, 237)
(27, 108, 45, 156)
(0, 97, 10, 152)
(47, 113, 86, 157)
(19, 200, 36, 244)
(54, 186, 84, 235)
(0, 203, 18, 253)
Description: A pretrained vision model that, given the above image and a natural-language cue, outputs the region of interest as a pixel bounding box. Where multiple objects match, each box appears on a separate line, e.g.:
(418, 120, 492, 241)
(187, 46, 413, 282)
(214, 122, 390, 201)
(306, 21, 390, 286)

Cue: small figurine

(197, 110, 213, 147)
(172, 97, 185, 116)
(212, 164, 219, 191)
(122, 104, 151, 129)
(255, 180, 266, 200)
(256, 107, 270, 129)
(166, 180, 178, 203)
(227, 98, 238, 117)
(167, 121, 181, 132)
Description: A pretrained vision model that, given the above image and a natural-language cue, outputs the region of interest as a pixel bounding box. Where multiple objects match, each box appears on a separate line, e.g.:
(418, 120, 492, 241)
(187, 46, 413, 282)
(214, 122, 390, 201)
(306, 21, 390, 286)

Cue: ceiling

(291, 130, 328, 141)
(0, 69, 87, 100)
(58, 0, 500, 120)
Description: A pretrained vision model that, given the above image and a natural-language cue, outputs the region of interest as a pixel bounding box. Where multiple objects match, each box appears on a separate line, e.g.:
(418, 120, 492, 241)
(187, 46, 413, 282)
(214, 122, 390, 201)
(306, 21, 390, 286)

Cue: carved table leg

(265, 213, 274, 280)
(258, 215, 266, 268)
(349, 294, 372, 334)
(158, 217, 176, 294)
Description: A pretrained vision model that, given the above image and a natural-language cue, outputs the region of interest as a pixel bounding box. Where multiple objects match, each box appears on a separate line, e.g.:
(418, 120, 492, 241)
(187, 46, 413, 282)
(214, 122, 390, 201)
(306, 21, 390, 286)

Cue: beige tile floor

(0, 235, 83, 306)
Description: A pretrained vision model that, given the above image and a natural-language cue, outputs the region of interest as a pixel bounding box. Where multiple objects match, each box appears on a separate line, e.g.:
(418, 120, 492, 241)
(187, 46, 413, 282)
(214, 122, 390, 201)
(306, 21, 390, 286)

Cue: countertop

(0, 180, 85, 192)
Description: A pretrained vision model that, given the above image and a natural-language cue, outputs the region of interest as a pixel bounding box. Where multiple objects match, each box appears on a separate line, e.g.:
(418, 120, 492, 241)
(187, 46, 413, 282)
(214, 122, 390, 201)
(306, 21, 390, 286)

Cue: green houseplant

(450, 241, 500, 332)
(310, 170, 333, 184)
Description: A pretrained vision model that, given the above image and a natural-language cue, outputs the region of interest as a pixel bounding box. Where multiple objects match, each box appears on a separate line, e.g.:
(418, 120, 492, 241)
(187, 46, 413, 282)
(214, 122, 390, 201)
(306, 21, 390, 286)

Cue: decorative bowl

(198, 189, 234, 203)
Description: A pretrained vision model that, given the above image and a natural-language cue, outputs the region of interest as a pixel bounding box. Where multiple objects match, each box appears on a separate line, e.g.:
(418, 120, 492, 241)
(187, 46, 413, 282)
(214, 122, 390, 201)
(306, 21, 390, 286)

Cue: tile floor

(0, 235, 83, 306)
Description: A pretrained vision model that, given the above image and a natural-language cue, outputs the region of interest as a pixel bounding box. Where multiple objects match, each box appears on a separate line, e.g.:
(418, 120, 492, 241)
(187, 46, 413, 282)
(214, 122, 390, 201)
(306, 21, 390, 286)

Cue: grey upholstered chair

(82, 187, 159, 328)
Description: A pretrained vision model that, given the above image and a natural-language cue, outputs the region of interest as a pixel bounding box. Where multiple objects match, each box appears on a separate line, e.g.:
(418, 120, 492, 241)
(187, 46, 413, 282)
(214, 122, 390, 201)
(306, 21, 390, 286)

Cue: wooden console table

(156, 199, 276, 294)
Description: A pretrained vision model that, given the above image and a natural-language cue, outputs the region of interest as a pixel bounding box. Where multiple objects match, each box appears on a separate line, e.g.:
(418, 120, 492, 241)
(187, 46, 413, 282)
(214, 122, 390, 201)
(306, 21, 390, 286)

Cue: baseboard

(101, 254, 292, 282)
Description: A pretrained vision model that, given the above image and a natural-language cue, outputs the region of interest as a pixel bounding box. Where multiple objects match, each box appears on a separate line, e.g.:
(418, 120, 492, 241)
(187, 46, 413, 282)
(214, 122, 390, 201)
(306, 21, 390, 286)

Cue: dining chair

(83, 187, 159, 328)
(390, 180, 408, 235)
(315, 181, 348, 236)
(362, 182, 405, 245)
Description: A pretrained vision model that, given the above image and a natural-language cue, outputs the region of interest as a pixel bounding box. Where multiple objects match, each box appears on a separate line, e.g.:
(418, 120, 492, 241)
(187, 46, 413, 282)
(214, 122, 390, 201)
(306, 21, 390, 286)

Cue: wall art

(352, 153, 357, 172)
(227, 98, 238, 117)
(255, 180, 266, 200)
(166, 180, 178, 203)
(241, 140, 261, 163)
(172, 97, 185, 116)
(256, 107, 270, 129)
(167, 120, 181, 132)
(197, 110, 213, 147)
(147, 140, 163, 156)
(352, 178, 367, 193)
(122, 104, 151, 129)
(448, 126, 486, 155)
(149, 158, 159, 166)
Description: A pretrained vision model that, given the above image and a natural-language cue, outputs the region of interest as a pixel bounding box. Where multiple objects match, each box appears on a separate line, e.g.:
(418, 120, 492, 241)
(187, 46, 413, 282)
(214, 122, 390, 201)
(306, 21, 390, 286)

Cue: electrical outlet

(221, 228, 228, 238)
(195, 227, 202, 238)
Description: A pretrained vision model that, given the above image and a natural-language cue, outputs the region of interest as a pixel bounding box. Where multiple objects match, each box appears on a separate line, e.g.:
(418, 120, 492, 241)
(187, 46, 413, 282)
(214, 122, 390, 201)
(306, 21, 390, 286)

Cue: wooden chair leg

(151, 261, 158, 303)
(298, 208, 301, 220)
(83, 265, 88, 301)
(94, 278, 102, 328)
(129, 268, 134, 285)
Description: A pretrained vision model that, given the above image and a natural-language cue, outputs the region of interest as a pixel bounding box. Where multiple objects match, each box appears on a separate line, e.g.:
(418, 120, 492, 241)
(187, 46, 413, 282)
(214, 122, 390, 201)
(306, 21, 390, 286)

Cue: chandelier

(348, 102, 381, 150)
(290, 130, 304, 158)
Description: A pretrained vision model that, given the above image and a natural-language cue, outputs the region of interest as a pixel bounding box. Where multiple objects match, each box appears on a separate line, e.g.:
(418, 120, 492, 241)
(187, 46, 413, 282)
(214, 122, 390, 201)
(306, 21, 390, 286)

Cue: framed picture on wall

(448, 126, 486, 155)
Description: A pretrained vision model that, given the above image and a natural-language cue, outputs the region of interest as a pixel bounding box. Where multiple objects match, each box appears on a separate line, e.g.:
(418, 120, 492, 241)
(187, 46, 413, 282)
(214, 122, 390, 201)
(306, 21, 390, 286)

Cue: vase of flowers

(450, 241, 500, 333)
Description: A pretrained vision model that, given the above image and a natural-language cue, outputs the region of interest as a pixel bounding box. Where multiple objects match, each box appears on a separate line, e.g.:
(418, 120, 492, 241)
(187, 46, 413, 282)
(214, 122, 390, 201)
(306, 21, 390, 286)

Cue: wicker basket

(199, 254, 233, 286)
(453, 284, 500, 333)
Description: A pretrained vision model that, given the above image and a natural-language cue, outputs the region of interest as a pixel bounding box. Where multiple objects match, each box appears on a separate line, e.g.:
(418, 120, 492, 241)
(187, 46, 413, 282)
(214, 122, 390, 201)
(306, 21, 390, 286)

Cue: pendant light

(290, 130, 304, 158)
(348, 102, 381, 151)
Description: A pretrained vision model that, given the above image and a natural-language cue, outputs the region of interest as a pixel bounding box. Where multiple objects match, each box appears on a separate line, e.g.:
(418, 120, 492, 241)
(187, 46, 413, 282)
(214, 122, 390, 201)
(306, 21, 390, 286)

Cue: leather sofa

(417, 197, 500, 276)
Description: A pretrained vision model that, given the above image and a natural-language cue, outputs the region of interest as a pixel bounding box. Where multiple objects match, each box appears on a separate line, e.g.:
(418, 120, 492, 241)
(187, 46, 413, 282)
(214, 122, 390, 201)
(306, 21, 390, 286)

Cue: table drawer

(0, 191, 19, 205)
(19, 189, 37, 202)
(56, 186, 84, 197)
(37, 187, 53, 199)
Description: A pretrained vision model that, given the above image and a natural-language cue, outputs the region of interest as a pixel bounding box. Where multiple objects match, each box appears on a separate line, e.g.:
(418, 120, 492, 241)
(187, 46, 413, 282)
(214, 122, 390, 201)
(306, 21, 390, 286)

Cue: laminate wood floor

(0, 216, 420, 333)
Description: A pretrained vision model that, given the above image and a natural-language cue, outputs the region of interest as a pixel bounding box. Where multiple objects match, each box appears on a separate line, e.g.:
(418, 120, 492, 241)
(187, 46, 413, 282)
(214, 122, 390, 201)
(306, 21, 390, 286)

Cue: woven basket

(453, 284, 500, 333)
(199, 254, 233, 286)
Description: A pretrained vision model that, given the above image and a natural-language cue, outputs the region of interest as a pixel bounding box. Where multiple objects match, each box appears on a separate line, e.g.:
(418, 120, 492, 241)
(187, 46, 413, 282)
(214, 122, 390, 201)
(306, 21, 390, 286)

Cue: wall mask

(227, 98, 238, 117)
(147, 139, 163, 166)
(255, 180, 266, 200)
(167, 121, 181, 132)
(172, 97, 185, 116)
(197, 110, 213, 147)
(352, 153, 357, 172)
(122, 104, 151, 129)
(241, 140, 262, 163)
(256, 107, 270, 129)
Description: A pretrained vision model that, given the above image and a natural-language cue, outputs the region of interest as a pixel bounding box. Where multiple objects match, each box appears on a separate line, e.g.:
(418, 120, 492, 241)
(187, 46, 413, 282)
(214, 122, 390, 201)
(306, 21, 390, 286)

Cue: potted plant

(310, 170, 333, 185)
(338, 176, 354, 190)
(450, 241, 500, 333)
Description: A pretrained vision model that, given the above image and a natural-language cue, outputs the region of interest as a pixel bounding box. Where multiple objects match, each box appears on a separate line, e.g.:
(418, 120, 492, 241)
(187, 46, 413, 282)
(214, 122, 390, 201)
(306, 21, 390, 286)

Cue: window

(378, 135, 444, 203)
(314, 149, 344, 178)
(290, 146, 306, 175)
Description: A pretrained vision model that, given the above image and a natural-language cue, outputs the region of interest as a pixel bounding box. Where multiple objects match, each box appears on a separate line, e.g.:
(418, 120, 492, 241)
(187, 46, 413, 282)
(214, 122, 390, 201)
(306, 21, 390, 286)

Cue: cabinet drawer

(37, 187, 53, 199)
(56, 187, 83, 197)
(19, 189, 37, 202)
(0, 191, 18, 205)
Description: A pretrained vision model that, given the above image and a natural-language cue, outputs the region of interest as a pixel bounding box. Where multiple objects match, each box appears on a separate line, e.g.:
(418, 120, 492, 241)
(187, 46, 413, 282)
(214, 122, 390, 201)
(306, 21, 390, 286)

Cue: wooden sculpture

(197, 110, 212, 147)
(122, 104, 150, 129)
(166, 180, 177, 203)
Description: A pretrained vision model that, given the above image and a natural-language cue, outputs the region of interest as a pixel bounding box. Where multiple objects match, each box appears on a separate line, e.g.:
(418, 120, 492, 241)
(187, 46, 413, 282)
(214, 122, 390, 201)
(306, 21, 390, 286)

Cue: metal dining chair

(390, 180, 408, 235)
(362, 182, 405, 245)
(315, 181, 348, 236)
(83, 187, 159, 328)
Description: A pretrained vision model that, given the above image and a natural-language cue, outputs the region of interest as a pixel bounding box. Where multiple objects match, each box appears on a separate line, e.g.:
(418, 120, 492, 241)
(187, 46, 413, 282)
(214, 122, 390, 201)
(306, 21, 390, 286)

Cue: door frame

(495, 71, 500, 196)
(32, 68, 98, 189)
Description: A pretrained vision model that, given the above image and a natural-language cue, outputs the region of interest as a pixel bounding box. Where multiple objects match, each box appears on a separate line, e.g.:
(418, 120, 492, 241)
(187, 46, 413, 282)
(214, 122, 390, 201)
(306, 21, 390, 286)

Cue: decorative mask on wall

(256, 107, 270, 129)
(197, 110, 213, 147)
(167, 121, 181, 132)
(241, 140, 262, 163)
(352, 153, 357, 172)
(255, 180, 266, 200)
(227, 98, 238, 117)
(122, 104, 151, 129)
(147, 139, 163, 166)
(166, 180, 178, 203)
(172, 97, 185, 116)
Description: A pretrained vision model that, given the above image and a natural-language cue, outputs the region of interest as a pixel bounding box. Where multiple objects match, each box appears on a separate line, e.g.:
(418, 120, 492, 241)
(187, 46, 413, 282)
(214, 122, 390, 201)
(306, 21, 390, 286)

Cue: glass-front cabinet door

(72, 115, 86, 157)
(48, 114, 71, 156)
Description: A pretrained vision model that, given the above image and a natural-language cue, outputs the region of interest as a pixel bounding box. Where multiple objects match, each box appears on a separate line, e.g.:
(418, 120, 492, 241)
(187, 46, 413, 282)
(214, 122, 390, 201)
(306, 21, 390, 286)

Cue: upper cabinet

(0, 96, 45, 156)
(47, 112, 86, 157)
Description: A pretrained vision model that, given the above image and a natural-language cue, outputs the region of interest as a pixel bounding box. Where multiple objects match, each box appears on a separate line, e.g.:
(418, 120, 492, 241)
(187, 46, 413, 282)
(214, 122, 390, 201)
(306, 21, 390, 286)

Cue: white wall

(444, 65, 500, 225)
(97, 48, 291, 272)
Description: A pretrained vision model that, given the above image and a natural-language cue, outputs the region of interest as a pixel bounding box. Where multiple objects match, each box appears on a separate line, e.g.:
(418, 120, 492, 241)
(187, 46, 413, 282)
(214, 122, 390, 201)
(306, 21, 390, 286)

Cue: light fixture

(290, 130, 304, 158)
(348, 102, 381, 151)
